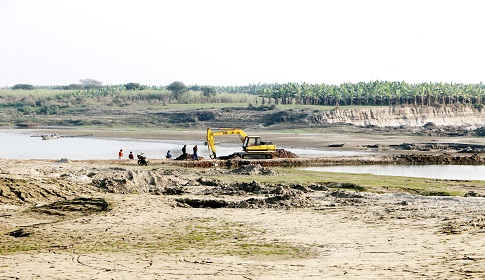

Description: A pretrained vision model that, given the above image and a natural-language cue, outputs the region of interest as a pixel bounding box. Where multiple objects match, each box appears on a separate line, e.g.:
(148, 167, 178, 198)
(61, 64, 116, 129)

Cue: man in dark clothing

(182, 145, 187, 160)
(192, 145, 199, 160)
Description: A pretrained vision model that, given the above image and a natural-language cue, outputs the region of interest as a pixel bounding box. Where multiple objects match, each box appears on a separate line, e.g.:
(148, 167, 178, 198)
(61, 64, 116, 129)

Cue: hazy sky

(0, 0, 483, 87)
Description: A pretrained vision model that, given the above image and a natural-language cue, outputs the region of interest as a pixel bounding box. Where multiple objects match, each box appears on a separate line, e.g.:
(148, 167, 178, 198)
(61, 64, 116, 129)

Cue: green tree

(200, 86, 216, 97)
(12, 84, 34, 90)
(80, 79, 102, 89)
(167, 81, 187, 98)
(125, 82, 143, 90)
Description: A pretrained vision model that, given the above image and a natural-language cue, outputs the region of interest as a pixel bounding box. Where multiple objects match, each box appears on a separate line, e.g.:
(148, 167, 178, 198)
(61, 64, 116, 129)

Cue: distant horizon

(1, 1, 484, 87)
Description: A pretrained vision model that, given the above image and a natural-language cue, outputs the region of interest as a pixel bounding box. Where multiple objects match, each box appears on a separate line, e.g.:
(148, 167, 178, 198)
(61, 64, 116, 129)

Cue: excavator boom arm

(206, 128, 248, 159)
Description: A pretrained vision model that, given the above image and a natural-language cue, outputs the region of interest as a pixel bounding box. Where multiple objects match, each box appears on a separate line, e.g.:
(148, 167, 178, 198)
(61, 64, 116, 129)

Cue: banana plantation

(219, 81, 485, 107)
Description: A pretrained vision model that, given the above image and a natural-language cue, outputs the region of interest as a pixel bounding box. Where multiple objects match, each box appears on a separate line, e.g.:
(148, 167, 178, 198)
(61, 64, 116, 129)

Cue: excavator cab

(243, 136, 275, 153)
(243, 136, 260, 148)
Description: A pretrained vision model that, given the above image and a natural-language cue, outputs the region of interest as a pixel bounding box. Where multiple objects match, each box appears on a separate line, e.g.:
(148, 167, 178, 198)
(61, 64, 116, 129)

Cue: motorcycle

(137, 154, 148, 166)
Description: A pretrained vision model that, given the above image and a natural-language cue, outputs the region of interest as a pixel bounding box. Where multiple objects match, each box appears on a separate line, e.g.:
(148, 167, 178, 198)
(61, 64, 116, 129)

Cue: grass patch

(419, 190, 453, 196)
(204, 167, 480, 197)
(0, 217, 311, 259)
(0, 244, 41, 254)
(101, 219, 310, 258)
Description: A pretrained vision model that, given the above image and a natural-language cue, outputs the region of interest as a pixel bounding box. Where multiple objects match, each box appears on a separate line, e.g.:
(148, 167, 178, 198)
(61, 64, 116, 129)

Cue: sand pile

(91, 167, 192, 195)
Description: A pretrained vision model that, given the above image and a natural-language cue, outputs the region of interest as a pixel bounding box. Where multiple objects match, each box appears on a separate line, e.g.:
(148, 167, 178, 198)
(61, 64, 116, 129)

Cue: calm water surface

(3, 130, 482, 180)
(301, 165, 485, 181)
(0, 130, 368, 160)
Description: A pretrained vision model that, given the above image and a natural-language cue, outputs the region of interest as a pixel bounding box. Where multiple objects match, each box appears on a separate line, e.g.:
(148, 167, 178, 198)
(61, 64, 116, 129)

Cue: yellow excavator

(206, 128, 276, 159)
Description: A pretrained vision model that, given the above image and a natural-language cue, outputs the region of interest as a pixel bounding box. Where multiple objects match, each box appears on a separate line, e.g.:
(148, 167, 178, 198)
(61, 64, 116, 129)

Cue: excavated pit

(175, 198, 231, 208)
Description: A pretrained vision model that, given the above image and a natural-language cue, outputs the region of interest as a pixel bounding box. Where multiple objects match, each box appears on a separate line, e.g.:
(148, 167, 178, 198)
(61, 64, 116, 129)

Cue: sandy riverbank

(2, 130, 485, 279)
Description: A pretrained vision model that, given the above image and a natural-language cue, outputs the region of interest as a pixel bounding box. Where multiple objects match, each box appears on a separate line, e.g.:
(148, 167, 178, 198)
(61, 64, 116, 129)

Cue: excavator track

(241, 153, 273, 159)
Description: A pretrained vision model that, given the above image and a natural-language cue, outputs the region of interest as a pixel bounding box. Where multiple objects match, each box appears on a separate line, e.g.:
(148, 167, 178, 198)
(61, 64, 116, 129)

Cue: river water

(3, 130, 483, 181)
(301, 165, 485, 181)
(0, 130, 368, 160)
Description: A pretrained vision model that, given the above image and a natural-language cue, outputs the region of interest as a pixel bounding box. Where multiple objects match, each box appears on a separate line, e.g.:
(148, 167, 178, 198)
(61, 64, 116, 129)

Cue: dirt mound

(390, 142, 485, 153)
(392, 153, 484, 165)
(175, 185, 315, 209)
(239, 186, 315, 209)
(200, 180, 265, 196)
(174, 154, 205, 160)
(464, 191, 485, 197)
(415, 123, 470, 137)
(197, 164, 278, 176)
(0, 177, 72, 205)
(231, 164, 278, 175)
(91, 168, 194, 194)
(203, 180, 328, 196)
(194, 180, 317, 209)
(271, 149, 298, 158)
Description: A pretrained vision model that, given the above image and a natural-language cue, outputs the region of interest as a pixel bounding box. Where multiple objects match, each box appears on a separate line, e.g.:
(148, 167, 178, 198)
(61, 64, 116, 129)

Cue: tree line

(5, 80, 485, 107)
(222, 81, 485, 107)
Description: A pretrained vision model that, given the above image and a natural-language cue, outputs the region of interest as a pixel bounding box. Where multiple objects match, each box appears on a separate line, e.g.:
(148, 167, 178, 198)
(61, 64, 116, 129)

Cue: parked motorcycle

(137, 153, 148, 166)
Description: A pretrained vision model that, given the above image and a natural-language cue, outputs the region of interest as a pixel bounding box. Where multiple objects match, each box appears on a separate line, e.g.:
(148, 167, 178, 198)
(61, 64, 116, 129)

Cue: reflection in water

(301, 165, 485, 181)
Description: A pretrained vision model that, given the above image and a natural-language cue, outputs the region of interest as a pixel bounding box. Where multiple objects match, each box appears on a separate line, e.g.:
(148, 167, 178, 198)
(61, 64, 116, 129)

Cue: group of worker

(118, 149, 140, 160)
(118, 144, 199, 160)
(181, 144, 199, 160)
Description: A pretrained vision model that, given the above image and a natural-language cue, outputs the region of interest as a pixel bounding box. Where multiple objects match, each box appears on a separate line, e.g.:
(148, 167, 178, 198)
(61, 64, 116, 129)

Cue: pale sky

(0, 0, 483, 87)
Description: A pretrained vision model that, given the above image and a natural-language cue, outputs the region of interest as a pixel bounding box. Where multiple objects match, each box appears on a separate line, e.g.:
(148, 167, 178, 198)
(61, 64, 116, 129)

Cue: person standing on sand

(182, 145, 187, 160)
(192, 145, 199, 160)
(118, 149, 123, 159)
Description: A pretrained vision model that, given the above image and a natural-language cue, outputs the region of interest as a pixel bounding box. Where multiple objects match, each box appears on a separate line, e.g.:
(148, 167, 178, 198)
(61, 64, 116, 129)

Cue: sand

(1, 130, 485, 279)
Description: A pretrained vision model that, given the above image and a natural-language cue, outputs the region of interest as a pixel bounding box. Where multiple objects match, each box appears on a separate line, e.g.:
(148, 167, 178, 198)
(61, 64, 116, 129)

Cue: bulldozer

(206, 128, 276, 159)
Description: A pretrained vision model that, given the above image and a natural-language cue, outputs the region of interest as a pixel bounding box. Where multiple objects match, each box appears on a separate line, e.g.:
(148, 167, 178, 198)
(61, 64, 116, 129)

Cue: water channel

(301, 165, 485, 181)
(2, 130, 483, 181)
(0, 130, 368, 160)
